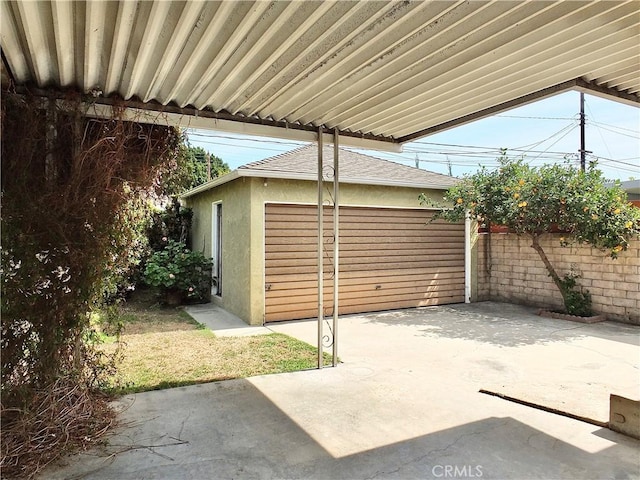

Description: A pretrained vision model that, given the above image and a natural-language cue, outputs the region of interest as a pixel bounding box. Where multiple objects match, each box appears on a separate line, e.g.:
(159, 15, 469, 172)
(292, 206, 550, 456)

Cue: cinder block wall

(476, 233, 640, 324)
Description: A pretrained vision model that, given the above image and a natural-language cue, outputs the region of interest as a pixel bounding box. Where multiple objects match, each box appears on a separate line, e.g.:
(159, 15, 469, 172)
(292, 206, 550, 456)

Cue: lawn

(99, 289, 329, 394)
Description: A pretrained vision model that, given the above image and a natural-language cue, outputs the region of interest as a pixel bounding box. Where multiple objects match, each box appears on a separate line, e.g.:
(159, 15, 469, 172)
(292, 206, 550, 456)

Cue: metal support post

(579, 92, 586, 171)
(332, 130, 339, 367)
(464, 211, 471, 303)
(317, 129, 324, 369)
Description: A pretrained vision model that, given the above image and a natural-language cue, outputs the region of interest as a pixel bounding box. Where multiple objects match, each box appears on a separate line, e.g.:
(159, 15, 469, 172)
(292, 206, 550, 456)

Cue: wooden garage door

(264, 203, 465, 322)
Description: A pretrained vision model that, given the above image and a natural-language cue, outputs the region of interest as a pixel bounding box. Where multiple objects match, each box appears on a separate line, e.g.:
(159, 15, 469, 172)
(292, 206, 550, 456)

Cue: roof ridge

(239, 144, 454, 180)
(340, 147, 453, 180)
(238, 144, 313, 170)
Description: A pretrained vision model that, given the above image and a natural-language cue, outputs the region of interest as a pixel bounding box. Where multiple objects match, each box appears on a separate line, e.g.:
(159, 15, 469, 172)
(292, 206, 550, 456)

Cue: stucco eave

(181, 170, 241, 199)
(182, 168, 455, 199)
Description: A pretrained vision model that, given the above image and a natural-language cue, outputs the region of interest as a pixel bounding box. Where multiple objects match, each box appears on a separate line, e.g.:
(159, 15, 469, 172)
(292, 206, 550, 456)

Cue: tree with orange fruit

(424, 154, 640, 316)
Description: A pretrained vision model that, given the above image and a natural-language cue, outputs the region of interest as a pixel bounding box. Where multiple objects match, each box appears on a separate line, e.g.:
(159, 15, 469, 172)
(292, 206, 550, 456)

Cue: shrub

(558, 272, 593, 317)
(143, 240, 212, 302)
(147, 198, 193, 251)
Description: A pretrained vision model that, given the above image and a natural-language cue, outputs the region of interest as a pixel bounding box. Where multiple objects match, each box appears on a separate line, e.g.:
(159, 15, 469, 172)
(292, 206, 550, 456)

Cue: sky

(186, 91, 639, 181)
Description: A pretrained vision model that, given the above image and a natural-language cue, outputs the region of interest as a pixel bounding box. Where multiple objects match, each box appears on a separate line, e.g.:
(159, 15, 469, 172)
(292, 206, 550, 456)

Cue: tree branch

(530, 234, 567, 306)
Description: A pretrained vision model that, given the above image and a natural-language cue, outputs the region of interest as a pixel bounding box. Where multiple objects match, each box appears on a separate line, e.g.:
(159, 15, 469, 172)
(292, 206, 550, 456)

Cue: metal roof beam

(10, 88, 401, 152)
(87, 99, 401, 152)
(575, 78, 640, 107)
(398, 78, 639, 143)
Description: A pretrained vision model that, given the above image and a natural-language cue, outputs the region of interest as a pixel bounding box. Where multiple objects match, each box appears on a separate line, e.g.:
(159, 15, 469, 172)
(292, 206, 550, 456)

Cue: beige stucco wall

(187, 175, 454, 325)
(186, 177, 254, 323)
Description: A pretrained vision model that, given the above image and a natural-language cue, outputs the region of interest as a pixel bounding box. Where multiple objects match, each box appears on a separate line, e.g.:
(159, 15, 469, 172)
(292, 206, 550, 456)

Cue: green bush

(147, 198, 193, 251)
(558, 272, 593, 317)
(143, 240, 212, 302)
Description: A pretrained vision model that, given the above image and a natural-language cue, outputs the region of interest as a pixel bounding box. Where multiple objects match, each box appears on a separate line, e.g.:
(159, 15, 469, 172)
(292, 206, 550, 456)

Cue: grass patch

(100, 289, 330, 394)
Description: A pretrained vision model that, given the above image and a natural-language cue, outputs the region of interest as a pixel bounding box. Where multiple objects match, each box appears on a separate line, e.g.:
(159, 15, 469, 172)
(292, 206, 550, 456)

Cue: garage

(265, 203, 465, 322)
(185, 145, 460, 325)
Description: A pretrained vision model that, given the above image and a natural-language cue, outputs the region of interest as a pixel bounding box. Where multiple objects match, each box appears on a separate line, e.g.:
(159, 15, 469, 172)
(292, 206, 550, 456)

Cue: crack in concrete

(366, 420, 510, 479)
(565, 342, 640, 370)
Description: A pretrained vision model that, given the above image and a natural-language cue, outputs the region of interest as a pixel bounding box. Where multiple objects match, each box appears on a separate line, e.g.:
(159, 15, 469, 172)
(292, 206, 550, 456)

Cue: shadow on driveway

(42, 377, 640, 480)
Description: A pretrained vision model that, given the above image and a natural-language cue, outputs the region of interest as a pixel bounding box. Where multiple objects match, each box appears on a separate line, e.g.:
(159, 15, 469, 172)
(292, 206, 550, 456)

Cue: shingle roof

(182, 144, 456, 198)
(239, 144, 456, 189)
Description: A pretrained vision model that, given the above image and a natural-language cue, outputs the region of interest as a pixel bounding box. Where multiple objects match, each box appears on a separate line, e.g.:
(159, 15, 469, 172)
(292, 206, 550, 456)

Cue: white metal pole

(332, 130, 339, 366)
(464, 212, 471, 303)
(317, 129, 324, 369)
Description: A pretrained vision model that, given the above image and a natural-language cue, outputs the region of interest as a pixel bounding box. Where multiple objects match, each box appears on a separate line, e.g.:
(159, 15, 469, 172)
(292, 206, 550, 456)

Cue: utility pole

(415, 153, 419, 169)
(206, 153, 211, 181)
(446, 155, 452, 177)
(579, 92, 587, 171)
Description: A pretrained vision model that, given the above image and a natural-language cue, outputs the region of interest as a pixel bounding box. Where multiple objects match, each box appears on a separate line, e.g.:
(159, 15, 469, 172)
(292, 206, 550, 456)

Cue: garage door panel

(266, 281, 466, 306)
(267, 247, 464, 261)
(269, 275, 466, 296)
(266, 266, 465, 283)
(264, 203, 465, 322)
(335, 234, 462, 244)
(266, 242, 463, 255)
(266, 251, 464, 268)
(266, 258, 464, 276)
(264, 294, 466, 322)
(267, 235, 463, 245)
(266, 219, 462, 230)
(267, 274, 465, 298)
(266, 286, 464, 312)
(338, 257, 465, 270)
(265, 266, 465, 287)
(338, 295, 466, 314)
(266, 228, 464, 238)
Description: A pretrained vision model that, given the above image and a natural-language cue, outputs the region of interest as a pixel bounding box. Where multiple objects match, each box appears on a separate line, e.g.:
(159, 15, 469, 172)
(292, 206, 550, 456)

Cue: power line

(185, 137, 305, 154)
(185, 122, 637, 177)
(586, 154, 640, 169)
(588, 124, 640, 140)
(524, 124, 577, 154)
(187, 130, 308, 146)
(533, 124, 580, 162)
(494, 114, 575, 120)
(188, 130, 579, 165)
(588, 120, 640, 135)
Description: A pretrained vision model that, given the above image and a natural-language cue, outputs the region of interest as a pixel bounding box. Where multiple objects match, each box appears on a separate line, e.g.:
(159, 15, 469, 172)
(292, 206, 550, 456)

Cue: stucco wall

(476, 233, 640, 324)
(186, 178, 254, 323)
(187, 175, 450, 325)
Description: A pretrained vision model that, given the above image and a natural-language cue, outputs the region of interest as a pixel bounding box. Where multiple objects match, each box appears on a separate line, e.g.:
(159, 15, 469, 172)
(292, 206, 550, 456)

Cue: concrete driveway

(45, 302, 639, 479)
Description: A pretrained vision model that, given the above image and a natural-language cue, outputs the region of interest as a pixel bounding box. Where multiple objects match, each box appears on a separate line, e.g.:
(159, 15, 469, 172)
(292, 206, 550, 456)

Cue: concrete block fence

(475, 233, 640, 325)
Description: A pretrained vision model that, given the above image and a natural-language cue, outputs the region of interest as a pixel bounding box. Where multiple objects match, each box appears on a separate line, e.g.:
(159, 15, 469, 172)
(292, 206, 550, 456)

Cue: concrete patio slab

(42, 302, 640, 479)
(270, 302, 640, 424)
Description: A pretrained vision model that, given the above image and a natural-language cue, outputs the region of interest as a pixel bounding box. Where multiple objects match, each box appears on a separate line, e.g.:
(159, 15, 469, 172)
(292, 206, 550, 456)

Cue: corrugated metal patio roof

(2, 0, 638, 149)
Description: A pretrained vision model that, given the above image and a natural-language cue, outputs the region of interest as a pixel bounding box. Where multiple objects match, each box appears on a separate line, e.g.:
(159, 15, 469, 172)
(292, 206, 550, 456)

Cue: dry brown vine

(1, 89, 181, 478)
